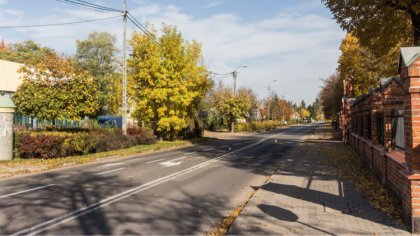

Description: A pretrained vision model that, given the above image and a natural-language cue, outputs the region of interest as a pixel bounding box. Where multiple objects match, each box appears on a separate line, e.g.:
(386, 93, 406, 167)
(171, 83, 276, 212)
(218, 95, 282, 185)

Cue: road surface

(0, 124, 316, 235)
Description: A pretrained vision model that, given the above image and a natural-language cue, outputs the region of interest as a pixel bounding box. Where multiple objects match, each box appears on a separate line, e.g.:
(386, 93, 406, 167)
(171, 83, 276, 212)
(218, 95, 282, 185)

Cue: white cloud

(0, 0, 7, 5)
(1, 2, 344, 104)
(202, 1, 222, 9)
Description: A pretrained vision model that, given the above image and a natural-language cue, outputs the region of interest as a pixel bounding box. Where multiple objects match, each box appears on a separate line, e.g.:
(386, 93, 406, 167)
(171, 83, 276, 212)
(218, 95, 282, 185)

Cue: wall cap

(399, 47, 420, 73)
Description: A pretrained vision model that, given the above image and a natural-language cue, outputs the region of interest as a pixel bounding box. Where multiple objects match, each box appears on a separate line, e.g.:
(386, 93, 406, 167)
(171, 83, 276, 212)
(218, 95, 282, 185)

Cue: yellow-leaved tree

(128, 25, 211, 140)
(338, 33, 399, 96)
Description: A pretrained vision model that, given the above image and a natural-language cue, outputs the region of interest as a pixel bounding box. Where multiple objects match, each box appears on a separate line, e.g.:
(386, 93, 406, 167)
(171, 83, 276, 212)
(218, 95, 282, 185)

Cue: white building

(0, 59, 23, 97)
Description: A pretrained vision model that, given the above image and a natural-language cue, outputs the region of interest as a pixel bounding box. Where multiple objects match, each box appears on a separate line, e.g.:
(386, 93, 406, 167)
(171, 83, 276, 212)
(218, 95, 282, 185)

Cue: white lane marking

(0, 184, 56, 199)
(146, 158, 164, 164)
(185, 152, 196, 155)
(94, 168, 125, 176)
(98, 162, 124, 168)
(159, 161, 182, 167)
(158, 156, 186, 167)
(203, 148, 214, 151)
(170, 156, 186, 162)
(12, 132, 281, 236)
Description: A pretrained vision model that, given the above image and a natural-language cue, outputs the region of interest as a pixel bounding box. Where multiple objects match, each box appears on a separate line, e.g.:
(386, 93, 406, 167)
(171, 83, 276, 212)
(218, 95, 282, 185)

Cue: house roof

(351, 77, 403, 107)
(399, 47, 420, 73)
(0, 95, 15, 108)
(0, 59, 23, 92)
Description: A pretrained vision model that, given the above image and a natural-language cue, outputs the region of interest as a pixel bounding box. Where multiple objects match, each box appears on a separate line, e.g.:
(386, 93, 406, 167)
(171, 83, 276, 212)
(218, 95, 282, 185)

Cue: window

(367, 114, 372, 140)
(392, 110, 404, 150)
(377, 114, 384, 145)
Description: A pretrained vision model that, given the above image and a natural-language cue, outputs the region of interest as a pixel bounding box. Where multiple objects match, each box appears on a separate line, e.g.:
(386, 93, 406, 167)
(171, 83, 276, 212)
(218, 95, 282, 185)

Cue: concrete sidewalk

(229, 127, 410, 235)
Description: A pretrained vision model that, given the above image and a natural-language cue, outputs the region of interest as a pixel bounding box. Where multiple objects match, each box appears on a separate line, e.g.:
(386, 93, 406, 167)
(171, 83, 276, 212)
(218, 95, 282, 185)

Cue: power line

(74, 0, 122, 12)
(57, 0, 122, 13)
(0, 15, 121, 29)
(126, 14, 154, 39)
(56, 0, 121, 14)
(127, 12, 154, 36)
(208, 71, 233, 76)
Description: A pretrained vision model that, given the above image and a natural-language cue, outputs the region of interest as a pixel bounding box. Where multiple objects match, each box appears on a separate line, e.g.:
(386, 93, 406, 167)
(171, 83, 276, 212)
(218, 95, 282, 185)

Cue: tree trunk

(412, 11, 420, 46)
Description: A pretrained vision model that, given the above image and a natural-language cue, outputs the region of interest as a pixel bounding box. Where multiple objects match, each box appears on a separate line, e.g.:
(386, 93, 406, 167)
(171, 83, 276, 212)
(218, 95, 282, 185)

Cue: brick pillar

(401, 48, 420, 232)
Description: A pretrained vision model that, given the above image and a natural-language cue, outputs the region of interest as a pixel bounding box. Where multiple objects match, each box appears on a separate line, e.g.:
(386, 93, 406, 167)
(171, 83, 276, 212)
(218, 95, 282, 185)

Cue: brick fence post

(400, 47, 420, 232)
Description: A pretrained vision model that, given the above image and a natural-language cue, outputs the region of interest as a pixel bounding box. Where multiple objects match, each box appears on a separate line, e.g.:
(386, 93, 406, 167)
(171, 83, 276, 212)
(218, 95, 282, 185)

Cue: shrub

(232, 121, 284, 132)
(16, 127, 157, 159)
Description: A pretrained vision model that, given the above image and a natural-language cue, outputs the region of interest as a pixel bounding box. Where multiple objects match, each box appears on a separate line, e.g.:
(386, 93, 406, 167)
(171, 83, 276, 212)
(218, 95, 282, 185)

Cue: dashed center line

(203, 148, 215, 151)
(98, 162, 124, 168)
(185, 152, 196, 155)
(95, 168, 125, 176)
(0, 184, 56, 199)
(146, 158, 164, 164)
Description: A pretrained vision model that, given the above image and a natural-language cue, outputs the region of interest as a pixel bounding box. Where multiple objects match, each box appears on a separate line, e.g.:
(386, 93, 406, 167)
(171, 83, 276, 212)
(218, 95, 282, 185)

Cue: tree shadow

(0, 169, 238, 235)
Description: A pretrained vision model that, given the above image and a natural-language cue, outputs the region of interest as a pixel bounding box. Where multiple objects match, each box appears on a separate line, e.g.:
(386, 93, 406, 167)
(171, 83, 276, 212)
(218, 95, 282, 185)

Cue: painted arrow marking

(159, 161, 182, 167)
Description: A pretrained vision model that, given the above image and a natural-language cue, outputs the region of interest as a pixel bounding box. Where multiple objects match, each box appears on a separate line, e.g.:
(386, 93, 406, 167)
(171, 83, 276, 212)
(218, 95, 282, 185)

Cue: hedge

(16, 127, 157, 159)
(235, 121, 285, 132)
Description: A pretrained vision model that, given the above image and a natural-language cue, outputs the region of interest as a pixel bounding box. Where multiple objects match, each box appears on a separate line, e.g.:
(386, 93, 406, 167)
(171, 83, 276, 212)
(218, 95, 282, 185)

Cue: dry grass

(207, 176, 271, 236)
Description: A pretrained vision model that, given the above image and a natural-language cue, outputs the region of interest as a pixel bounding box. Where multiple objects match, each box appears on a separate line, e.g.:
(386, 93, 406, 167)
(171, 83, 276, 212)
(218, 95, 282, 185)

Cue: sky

(0, 0, 345, 105)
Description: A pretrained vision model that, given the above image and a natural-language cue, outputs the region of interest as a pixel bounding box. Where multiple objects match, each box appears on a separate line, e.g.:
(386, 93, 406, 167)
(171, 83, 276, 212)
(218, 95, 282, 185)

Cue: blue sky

(0, 0, 345, 104)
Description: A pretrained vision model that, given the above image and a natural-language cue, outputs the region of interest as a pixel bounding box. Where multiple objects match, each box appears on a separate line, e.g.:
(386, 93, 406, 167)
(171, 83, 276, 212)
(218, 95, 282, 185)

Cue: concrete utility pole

(122, 0, 127, 135)
(231, 65, 247, 133)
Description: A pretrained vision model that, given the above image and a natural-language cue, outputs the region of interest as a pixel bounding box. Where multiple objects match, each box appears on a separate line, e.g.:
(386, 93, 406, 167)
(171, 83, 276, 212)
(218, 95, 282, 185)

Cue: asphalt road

(0, 123, 318, 235)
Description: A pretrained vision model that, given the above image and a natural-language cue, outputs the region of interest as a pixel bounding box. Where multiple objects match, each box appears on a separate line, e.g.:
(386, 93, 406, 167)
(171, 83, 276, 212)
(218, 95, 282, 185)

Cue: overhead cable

(0, 15, 121, 29)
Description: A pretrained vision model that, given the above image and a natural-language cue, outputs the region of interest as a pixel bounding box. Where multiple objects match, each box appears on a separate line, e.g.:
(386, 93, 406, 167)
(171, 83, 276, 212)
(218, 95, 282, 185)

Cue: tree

(13, 54, 100, 121)
(276, 99, 293, 121)
(205, 83, 253, 130)
(0, 40, 55, 65)
(300, 100, 306, 109)
(129, 25, 211, 140)
(318, 73, 344, 119)
(75, 32, 119, 116)
(323, 0, 419, 51)
(338, 33, 399, 96)
(308, 98, 323, 120)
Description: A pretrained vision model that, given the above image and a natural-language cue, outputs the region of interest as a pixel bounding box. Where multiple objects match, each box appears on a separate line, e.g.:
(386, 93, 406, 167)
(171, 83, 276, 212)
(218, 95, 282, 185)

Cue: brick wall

(340, 47, 420, 232)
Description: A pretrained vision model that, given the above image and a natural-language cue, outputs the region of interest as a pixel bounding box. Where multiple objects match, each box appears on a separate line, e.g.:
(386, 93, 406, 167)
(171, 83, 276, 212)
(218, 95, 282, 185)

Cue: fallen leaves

(310, 127, 402, 221)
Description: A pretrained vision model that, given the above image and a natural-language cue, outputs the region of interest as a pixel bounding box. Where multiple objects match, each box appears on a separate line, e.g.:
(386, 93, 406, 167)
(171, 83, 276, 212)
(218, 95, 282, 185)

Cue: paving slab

(229, 126, 410, 235)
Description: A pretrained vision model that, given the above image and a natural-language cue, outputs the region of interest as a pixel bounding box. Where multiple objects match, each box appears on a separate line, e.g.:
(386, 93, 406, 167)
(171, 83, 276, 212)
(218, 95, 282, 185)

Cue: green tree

(0, 40, 55, 65)
(318, 73, 344, 120)
(13, 53, 100, 121)
(323, 0, 419, 51)
(128, 25, 211, 140)
(75, 32, 119, 116)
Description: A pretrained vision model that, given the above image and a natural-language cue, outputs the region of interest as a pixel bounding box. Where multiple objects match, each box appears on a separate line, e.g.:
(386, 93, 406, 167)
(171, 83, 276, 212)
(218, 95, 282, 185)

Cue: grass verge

(0, 140, 191, 179)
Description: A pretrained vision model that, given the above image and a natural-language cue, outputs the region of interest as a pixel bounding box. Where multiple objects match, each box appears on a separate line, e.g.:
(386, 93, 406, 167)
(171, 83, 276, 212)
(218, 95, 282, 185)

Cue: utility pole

(122, 0, 127, 135)
(232, 71, 237, 97)
(230, 66, 247, 133)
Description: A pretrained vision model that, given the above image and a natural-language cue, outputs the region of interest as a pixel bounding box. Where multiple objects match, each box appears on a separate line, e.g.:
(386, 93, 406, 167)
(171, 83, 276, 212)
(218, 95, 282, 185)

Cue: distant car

(97, 116, 122, 128)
